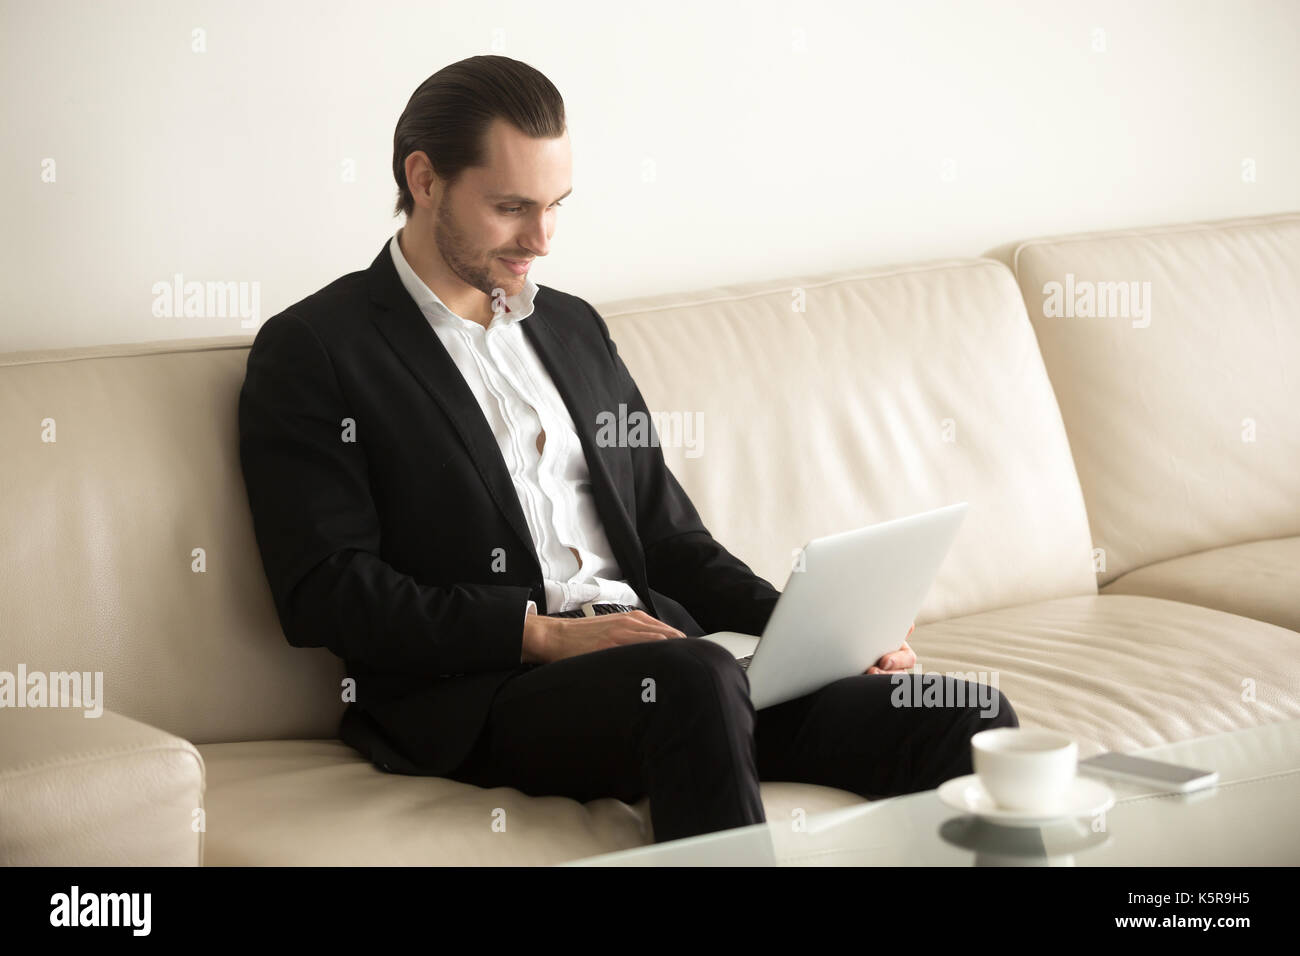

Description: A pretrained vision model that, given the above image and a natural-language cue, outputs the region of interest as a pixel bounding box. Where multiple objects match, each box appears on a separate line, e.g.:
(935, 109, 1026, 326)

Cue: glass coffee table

(562, 717, 1300, 866)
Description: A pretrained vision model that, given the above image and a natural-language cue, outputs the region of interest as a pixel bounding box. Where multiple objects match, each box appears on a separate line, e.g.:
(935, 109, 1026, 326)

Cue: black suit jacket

(237, 240, 782, 776)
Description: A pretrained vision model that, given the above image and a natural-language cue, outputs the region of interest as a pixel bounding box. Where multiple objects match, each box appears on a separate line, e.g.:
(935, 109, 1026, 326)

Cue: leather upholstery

(907, 594, 1300, 759)
(0, 339, 347, 748)
(1101, 535, 1300, 632)
(194, 739, 863, 865)
(192, 591, 1300, 865)
(596, 257, 1097, 623)
(2, 212, 1296, 865)
(0, 705, 203, 865)
(992, 213, 1300, 598)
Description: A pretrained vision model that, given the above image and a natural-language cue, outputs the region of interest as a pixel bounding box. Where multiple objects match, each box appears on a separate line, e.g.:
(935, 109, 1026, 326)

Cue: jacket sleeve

(583, 300, 783, 637)
(237, 311, 532, 675)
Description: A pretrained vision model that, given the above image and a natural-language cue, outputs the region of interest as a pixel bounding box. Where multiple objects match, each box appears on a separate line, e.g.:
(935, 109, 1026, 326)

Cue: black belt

(545, 602, 635, 618)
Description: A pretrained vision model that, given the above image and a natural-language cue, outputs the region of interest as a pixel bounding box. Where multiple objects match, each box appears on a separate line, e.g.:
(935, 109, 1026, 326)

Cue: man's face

(432, 118, 572, 302)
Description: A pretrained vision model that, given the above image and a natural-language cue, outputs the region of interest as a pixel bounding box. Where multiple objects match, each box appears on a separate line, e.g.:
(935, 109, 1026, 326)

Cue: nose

(517, 210, 552, 259)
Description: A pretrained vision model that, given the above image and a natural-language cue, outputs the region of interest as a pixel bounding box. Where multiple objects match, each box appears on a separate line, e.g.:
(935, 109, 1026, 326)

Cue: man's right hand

(522, 608, 687, 665)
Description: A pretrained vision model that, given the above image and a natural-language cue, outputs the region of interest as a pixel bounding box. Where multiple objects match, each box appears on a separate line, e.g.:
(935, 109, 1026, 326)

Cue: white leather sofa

(2, 211, 1297, 866)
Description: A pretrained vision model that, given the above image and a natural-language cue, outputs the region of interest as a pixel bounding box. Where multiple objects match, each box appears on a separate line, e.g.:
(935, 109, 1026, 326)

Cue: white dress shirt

(389, 231, 645, 659)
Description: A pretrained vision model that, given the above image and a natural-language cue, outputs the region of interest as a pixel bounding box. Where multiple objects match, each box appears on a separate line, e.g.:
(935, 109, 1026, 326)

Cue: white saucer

(937, 774, 1115, 827)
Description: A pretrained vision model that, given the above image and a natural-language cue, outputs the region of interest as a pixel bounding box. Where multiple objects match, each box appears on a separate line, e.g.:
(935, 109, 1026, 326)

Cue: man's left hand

(865, 622, 916, 674)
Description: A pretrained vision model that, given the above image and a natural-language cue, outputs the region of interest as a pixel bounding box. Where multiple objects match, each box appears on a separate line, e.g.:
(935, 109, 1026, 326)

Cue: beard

(433, 192, 520, 302)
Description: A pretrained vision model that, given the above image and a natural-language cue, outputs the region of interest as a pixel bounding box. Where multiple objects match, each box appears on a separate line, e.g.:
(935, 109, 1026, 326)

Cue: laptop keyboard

(736, 655, 754, 670)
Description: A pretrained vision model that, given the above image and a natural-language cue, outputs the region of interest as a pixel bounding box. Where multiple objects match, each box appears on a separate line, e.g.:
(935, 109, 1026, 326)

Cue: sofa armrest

(0, 704, 205, 865)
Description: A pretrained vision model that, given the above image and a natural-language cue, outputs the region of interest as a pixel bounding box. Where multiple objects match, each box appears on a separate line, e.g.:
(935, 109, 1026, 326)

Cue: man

(238, 55, 1018, 846)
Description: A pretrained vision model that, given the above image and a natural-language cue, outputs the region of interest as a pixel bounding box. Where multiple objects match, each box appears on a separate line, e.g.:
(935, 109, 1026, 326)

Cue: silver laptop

(699, 502, 968, 709)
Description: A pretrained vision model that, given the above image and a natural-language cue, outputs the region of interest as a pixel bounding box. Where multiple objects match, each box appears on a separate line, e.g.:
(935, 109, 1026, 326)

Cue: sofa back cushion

(1004, 213, 1300, 585)
(0, 255, 1095, 744)
(0, 339, 345, 744)
(599, 257, 1097, 623)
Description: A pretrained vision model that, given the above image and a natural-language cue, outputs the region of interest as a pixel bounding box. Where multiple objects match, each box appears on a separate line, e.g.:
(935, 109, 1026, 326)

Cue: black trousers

(447, 631, 1019, 844)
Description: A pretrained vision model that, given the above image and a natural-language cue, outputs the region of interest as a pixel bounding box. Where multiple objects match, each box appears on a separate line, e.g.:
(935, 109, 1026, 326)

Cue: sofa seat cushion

(194, 739, 864, 865)
(1100, 536, 1300, 633)
(906, 594, 1300, 759)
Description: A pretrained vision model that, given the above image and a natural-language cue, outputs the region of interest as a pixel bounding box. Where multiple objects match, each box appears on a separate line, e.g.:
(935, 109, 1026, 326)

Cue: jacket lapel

(367, 242, 538, 569)
(364, 240, 655, 615)
(520, 312, 652, 609)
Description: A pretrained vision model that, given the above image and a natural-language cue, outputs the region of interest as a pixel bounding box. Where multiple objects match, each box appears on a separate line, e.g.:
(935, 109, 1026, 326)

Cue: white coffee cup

(971, 728, 1078, 812)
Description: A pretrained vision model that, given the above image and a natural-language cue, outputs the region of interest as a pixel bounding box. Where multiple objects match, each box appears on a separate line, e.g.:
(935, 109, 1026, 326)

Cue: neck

(398, 223, 496, 328)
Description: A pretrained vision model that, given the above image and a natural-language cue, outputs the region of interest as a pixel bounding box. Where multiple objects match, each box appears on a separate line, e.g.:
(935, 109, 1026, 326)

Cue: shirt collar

(389, 229, 538, 329)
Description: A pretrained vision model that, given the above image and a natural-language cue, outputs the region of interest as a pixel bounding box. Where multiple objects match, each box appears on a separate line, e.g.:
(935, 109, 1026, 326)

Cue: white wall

(2, 0, 1297, 351)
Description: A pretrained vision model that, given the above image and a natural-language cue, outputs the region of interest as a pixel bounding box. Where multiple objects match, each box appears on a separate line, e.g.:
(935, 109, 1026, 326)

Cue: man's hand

(865, 621, 916, 675)
(523, 608, 687, 665)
